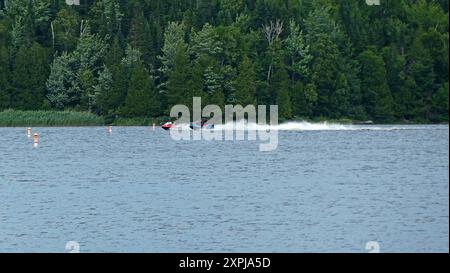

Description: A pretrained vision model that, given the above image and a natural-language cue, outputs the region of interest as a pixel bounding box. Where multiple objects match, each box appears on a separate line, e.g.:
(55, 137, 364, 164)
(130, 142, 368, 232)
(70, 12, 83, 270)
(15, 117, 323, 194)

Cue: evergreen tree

(11, 43, 49, 110)
(166, 42, 192, 108)
(203, 64, 225, 107)
(158, 21, 187, 94)
(90, 0, 123, 39)
(0, 45, 9, 110)
(406, 35, 437, 119)
(285, 19, 312, 81)
(272, 62, 292, 120)
(52, 7, 80, 52)
(190, 23, 222, 60)
(359, 47, 394, 121)
(0, 0, 448, 123)
(120, 64, 160, 118)
(291, 82, 318, 118)
(235, 56, 257, 106)
(309, 36, 341, 118)
(92, 65, 113, 115)
(382, 45, 409, 119)
(431, 82, 449, 122)
(78, 68, 96, 111)
(46, 52, 79, 109)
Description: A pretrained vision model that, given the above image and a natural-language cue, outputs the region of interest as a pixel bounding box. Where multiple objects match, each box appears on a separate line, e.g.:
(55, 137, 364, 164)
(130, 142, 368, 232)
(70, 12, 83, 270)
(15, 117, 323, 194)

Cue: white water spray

(214, 121, 433, 131)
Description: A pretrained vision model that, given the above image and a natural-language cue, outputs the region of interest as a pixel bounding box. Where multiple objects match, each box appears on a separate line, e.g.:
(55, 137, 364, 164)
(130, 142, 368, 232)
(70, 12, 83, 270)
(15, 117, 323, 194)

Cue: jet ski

(162, 119, 214, 131)
(190, 118, 214, 130)
(161, 121, 174, 130)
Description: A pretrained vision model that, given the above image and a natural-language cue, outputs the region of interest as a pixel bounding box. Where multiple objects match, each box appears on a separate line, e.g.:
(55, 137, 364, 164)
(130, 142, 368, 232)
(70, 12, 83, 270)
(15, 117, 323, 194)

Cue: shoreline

(1, 122, 447, 128)
(0, 110, 447, 127)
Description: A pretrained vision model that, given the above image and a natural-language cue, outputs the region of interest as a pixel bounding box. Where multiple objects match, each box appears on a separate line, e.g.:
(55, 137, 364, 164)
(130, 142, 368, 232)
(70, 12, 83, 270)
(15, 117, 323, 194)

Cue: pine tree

(203, 64, 225, 107)
(75, 29, 107, 71)
(234, 56, 256, 106)
(382, 45, 408, 119)
(407, 35, 437, 119)
(107, 64, 128, 113)
(285, 19, 312, 81)
(166, 43, 191, 108)
(128, 4, 146, 53)
(120, 64, 160, 118)
(90, 0, 123, 38)
(338, 0, 367, 53)
(5, 0, 51, 50)
(359, 47, 394, 121)
(92, 65, 113, 115)
(272, 64, 292, 120)
(431, 82, 449, 122)
(0, 45, 10, 110)
(309, 36, 340, 118)
(158, 21, 187, 94)
(52, 7, 80, 52)
(46, 52, 79, 109)
(78, 68, 95, 111)
(11, 43, 49, 110)
(190, 23, 222, 59)
(0, 0, 448, 123)
(291, 82, 318, 118)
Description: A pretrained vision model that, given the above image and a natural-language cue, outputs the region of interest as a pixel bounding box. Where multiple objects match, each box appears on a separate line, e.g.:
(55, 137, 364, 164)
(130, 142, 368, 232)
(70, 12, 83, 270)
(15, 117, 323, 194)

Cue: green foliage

(0, 44, 10, 110)
(158, 21, 187, 92)
(359, 47, 394, 121)
(46, 52, 79, 109)
(47, 27, 108, 110)
(286, 19, 312, 78)
(90, 0, 123, 38)
(0, 0, 448, 124)
(92, 65, 113, 115)
(291, 82, 318, 118)
(166, 42, 192, 108)
(235, 56, 257, 106)
(120, 64, 160, 118)
(0, 109, 104, 126)
(272, 61, 292, 120)
(431, 82, 449, 122)
(190, 23, 223, 59)
(52, 7, 80, 52)
(12, 43, 50, 110)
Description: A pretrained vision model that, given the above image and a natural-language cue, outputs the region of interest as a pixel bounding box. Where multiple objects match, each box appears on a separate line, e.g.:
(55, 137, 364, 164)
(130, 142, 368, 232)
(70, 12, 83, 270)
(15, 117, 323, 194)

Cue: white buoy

(152, 123, 156, 130)
(108, 126, 113, 134)
(33, 133, 39, 148)
(27, 127, 32, 138)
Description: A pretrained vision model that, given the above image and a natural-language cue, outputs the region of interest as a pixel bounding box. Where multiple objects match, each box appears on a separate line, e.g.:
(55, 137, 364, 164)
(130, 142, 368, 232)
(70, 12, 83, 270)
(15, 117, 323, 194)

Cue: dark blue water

(0, 124, 448, 252)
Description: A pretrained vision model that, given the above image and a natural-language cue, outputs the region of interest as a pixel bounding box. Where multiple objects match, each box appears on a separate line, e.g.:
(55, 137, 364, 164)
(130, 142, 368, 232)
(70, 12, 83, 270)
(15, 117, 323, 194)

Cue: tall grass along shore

(0, 110, 105, 127)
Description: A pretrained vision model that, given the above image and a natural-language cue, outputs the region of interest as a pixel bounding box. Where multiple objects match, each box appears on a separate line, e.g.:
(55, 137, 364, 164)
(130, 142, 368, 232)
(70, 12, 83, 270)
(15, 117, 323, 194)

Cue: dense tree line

(0, 0, 448, 122)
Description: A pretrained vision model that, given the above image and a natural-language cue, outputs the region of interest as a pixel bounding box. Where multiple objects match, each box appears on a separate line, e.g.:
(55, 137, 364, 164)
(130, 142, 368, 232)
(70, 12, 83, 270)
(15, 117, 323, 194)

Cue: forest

(0, 0, 448, 124)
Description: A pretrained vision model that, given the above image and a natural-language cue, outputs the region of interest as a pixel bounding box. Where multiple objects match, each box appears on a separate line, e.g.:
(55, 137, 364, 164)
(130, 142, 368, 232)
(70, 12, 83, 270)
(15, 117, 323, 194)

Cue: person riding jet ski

(190, 118, 214, 130)
(162, 118, 214, 130)
(161, 121, 174, 130)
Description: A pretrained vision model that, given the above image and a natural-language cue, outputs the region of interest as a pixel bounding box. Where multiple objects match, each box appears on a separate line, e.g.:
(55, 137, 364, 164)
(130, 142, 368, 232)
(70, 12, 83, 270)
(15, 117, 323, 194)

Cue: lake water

(0, 123, 448, 253)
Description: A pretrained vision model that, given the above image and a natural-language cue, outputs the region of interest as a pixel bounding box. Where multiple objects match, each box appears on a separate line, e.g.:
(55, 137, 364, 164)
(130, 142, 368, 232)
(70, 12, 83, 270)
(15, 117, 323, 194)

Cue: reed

(0, 110, 105, 127)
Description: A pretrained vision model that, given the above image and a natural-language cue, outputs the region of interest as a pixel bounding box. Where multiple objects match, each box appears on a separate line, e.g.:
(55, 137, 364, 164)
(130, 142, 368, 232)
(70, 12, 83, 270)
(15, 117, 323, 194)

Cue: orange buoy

(33, 133, 39, 148)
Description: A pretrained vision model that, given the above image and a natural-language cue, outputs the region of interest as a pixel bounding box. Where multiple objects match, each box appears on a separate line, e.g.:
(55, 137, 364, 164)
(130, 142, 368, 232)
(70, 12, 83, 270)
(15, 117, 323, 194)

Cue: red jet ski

(161, 121, 174, 130)
(162, 119, 215, 131)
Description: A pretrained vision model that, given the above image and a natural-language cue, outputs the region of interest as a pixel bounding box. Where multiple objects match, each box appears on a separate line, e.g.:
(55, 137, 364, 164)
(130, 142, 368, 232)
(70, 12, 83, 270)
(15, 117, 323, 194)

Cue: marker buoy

(152, 123, 156, 130)
(33, 133, 39, 148)
(108, 126, 113, 134)
(27, 128, 32, 138)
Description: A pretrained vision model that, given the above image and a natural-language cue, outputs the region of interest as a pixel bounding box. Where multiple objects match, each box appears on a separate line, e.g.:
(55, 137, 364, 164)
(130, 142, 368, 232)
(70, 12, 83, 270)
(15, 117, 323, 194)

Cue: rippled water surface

(0, 124, 448, 252)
